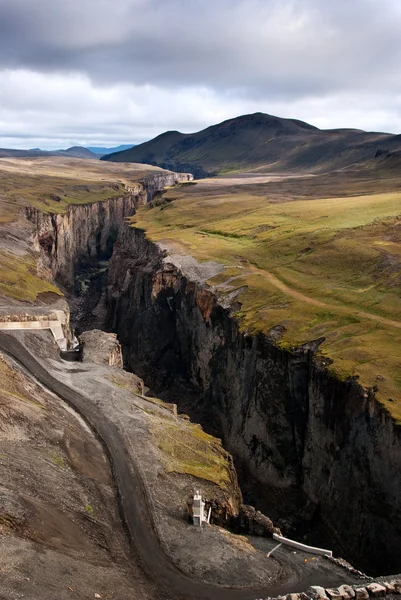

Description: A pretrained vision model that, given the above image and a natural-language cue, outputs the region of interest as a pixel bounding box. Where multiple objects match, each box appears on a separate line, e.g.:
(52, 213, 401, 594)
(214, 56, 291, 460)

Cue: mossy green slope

(132, 177, 401, 420)
(152, 415, 233, 489)
(0, 156, 164, 216)
(0, 254, 62, 301)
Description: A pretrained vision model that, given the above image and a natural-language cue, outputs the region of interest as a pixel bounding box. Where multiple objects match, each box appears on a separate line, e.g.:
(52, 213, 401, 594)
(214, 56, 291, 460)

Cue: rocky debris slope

(0, 329, 354, 594)
(0, 348, 150, 600)
(264, 578, 401, 600)
(105, 226, 401, 577)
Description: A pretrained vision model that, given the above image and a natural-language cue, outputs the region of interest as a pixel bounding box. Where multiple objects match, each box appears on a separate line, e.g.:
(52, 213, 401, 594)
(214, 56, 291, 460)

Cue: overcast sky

(1, 0, 401, 149)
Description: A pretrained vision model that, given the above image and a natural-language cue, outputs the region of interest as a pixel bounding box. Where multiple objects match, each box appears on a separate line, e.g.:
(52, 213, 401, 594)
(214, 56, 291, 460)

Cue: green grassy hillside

(0, 156, 169, 217)
(133, 171, 401, 421)
(102, 112, 401, 176)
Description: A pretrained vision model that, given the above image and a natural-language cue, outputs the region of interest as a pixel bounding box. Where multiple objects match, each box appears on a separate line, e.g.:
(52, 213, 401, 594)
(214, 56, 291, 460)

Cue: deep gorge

(28, 177, 401, 578)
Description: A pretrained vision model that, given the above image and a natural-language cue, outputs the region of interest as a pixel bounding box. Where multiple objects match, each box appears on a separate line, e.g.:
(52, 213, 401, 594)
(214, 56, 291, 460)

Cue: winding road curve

(0, 332, 359, 600)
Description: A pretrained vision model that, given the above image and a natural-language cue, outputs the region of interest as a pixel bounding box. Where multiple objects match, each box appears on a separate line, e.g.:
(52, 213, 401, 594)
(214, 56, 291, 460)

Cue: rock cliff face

(26, 194, 138, 288)
(106, 226, 401, 577)
(26, 172, 192, 288)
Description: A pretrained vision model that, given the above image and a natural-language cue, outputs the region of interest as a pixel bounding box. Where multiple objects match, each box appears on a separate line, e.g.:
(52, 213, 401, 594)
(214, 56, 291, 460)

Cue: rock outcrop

(236, 505, 281, 537)
(276, 579, 401, 600)
(79, 329, 123, 367)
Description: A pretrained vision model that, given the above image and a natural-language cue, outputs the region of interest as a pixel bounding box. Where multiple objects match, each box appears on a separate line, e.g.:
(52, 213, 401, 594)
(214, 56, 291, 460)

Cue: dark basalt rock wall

(105, 226, 401, 577)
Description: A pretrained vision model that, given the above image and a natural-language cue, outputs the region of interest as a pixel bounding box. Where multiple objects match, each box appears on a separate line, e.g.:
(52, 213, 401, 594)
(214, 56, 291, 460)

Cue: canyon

(3, 0, 401, 595)
(24, 167, 401, 580)
(107, 222, 401, 577)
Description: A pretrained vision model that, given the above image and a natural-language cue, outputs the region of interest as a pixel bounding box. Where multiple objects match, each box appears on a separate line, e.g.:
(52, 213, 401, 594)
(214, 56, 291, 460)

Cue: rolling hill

(63, 146, 99, 159)
(101, 112, 401, 177)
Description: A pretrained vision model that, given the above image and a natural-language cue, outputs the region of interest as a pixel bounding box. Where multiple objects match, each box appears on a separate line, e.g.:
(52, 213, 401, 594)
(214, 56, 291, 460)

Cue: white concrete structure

(192, 491, 208, 526)
(0, 309, 69, 351)
(273, 533, 333, 557)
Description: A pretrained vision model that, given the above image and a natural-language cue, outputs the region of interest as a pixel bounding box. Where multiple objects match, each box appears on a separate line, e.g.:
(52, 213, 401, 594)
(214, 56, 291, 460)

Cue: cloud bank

(0, 0, 400, 148)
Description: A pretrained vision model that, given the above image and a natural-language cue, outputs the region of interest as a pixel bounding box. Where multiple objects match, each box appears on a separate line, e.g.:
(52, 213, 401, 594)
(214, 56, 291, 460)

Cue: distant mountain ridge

(0, 144, 135, 160)
(0, 146, 99, 160)
(101, 112, 401, 177)
(87, 144, 135, 155)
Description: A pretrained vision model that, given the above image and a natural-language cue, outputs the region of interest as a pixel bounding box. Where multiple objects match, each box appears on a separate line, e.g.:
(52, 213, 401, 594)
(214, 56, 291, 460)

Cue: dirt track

(0, 332, 365, 600)
(245, 262, 401, 329)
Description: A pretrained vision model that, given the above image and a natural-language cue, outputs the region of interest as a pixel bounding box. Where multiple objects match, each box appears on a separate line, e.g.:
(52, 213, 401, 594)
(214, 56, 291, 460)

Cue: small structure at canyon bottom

(192, 491, 211, 526)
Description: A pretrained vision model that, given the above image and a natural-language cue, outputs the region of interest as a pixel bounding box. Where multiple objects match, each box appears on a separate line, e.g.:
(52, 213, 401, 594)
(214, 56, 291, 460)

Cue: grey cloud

(0, 0, 400, 100)
(1, 0, 401, 149)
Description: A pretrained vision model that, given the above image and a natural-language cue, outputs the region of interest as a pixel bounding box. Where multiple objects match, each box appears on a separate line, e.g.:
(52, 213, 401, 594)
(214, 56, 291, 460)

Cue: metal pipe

(266, 543, 282, 558)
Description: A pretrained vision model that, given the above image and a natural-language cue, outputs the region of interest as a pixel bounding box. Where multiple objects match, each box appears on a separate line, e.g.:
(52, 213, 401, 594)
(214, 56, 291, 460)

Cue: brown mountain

(102, 112, 401, 177)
